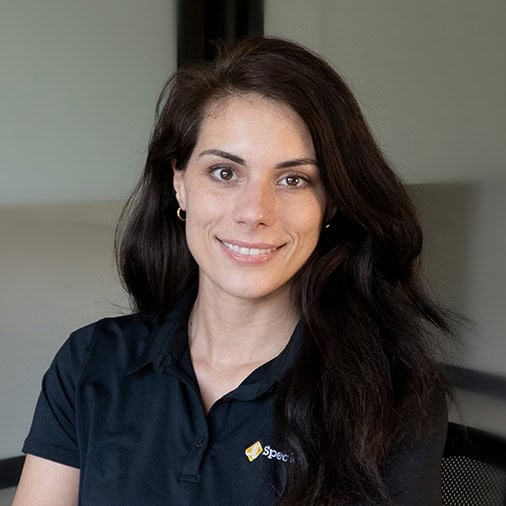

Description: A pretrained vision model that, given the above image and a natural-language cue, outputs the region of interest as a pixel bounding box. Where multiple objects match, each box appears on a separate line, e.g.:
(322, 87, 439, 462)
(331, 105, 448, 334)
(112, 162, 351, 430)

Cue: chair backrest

(442, 422, 506, 506)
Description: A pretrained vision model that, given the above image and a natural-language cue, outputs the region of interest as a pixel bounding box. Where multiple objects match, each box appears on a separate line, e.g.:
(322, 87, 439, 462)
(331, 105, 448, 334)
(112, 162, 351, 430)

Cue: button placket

(179, 428, 209, 483)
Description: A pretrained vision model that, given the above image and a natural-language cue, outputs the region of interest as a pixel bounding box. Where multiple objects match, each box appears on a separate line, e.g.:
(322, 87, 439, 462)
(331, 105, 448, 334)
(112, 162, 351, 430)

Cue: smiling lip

(218, 239, 283, 262)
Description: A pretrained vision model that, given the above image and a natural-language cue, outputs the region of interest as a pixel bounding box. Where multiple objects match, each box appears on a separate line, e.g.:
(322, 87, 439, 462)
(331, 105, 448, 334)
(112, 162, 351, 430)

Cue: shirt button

(195, 436, 206, 448)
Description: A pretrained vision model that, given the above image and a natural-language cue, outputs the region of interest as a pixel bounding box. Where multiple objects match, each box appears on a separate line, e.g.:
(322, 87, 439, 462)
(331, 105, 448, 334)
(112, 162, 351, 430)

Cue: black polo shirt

(23, 290, 448, 505)
(22, 290, 304, 505)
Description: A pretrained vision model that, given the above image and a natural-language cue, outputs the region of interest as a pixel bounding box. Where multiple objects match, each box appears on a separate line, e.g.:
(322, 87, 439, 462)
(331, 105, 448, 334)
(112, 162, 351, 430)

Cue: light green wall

(265, 0, 506, 184)
(0, 0, 177, 205)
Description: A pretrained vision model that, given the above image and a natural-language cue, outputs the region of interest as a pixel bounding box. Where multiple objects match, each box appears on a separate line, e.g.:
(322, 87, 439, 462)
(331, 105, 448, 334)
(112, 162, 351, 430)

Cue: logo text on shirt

(244, 441, 294, 463)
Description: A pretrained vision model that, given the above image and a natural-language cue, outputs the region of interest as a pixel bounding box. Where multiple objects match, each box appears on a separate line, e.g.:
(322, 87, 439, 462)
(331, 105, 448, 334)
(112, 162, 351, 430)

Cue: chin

(221, 279, 292, 303)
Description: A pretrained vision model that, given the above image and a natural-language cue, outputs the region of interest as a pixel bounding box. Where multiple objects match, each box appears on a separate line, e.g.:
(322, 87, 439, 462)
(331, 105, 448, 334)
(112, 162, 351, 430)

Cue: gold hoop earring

(176, 207, 186, 222)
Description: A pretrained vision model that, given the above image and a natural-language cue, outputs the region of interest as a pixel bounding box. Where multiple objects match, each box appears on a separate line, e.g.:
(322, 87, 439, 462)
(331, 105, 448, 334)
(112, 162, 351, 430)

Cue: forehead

(205, 93, 300, 122)
(196, 93, 313, 149)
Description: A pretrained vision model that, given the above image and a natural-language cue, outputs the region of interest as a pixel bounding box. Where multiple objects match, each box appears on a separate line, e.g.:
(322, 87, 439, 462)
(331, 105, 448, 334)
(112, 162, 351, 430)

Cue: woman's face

(173, 94, 326, 303)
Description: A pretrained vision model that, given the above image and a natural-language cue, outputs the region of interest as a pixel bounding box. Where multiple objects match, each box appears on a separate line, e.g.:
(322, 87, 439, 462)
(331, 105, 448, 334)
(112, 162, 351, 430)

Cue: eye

(285, 176, 300, 186)
(210, 166, 238, 182)
(279, 174, 309, 188)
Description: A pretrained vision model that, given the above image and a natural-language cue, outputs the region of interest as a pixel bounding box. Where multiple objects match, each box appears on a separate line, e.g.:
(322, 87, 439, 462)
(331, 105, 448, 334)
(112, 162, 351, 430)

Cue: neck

(188, 282, 299, 368)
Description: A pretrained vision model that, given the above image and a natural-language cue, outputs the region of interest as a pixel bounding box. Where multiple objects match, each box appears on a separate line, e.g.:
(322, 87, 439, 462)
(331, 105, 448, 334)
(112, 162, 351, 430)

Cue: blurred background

(0, 1, 505, 499)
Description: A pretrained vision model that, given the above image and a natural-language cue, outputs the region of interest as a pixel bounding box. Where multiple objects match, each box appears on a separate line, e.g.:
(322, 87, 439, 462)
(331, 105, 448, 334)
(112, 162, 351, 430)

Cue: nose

(234, 180, 276, 228)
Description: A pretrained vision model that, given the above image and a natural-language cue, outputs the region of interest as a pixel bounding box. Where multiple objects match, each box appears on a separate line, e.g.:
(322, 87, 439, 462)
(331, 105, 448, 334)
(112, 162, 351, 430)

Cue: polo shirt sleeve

(381, 389, 448, 506)
(22, 323, 96, 469)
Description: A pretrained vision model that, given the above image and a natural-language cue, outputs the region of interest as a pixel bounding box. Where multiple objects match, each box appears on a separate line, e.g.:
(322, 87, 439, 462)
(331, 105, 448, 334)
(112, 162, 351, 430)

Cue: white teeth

(222, 241, 275, 256)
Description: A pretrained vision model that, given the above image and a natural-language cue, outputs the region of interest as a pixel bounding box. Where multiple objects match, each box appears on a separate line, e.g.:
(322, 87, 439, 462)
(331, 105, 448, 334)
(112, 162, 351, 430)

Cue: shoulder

(53, 289, 196, 380)
(75, 312, 161, 344)
(64, 312, 158, 350)
(55, 312, 162, 378)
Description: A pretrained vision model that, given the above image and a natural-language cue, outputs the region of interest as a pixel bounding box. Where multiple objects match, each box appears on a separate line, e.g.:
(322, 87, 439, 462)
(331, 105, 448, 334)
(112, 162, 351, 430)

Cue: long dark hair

(116, 36, 454, 504)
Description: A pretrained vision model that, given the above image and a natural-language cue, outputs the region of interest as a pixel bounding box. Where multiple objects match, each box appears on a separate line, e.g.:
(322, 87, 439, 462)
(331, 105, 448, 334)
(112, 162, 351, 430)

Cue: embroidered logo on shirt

(244, 441, 294, 463)
(245, 441, 263, 462)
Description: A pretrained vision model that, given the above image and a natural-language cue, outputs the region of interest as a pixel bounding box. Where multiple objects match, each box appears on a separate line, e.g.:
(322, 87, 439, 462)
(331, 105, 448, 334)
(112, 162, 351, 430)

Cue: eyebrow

(198, 149, 317, 169)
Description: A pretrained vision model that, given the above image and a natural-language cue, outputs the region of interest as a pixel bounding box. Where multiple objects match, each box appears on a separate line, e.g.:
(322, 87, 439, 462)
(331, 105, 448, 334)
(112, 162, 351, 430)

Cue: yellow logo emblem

(245, 441, 263, 462)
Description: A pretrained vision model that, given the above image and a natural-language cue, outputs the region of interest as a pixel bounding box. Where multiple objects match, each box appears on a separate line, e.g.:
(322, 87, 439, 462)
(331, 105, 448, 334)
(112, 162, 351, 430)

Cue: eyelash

(207, 166, 312, 188)
(278, 173, 311, 188)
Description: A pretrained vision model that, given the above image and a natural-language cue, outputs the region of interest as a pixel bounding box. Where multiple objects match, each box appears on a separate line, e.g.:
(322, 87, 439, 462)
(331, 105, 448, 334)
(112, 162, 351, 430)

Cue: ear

(172, 159, 187, 210)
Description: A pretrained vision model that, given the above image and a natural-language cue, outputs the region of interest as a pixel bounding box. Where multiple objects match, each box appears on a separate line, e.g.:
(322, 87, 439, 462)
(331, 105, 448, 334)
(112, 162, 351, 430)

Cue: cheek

(184, 190, 226, 248)
(284, 203, 324, 244)
(300, 226, 322, 256)
(187, 189, 226, 225)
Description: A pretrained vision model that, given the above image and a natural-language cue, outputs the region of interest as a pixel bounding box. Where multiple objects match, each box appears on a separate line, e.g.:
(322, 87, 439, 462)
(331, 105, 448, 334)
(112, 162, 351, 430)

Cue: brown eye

(210, 166, 237, 182)
(285, 176, 300, 186)
(219, 168, 234, 180)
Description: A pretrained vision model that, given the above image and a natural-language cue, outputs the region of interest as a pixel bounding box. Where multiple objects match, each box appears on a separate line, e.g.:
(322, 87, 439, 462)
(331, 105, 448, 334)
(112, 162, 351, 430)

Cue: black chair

(442, 422, 506, 506)
(0, 455, 24, 490)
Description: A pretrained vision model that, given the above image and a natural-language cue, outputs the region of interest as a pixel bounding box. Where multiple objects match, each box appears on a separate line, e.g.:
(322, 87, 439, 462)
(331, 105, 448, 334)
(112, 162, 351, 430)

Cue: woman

(14, 36, 453, 505)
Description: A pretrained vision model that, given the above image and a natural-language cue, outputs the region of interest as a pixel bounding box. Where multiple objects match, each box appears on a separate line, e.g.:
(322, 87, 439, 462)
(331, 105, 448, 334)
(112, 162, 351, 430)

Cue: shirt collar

(124, 287, 197, 376)
(125, 288, 305, 401)
(224, 320, 304, 401)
